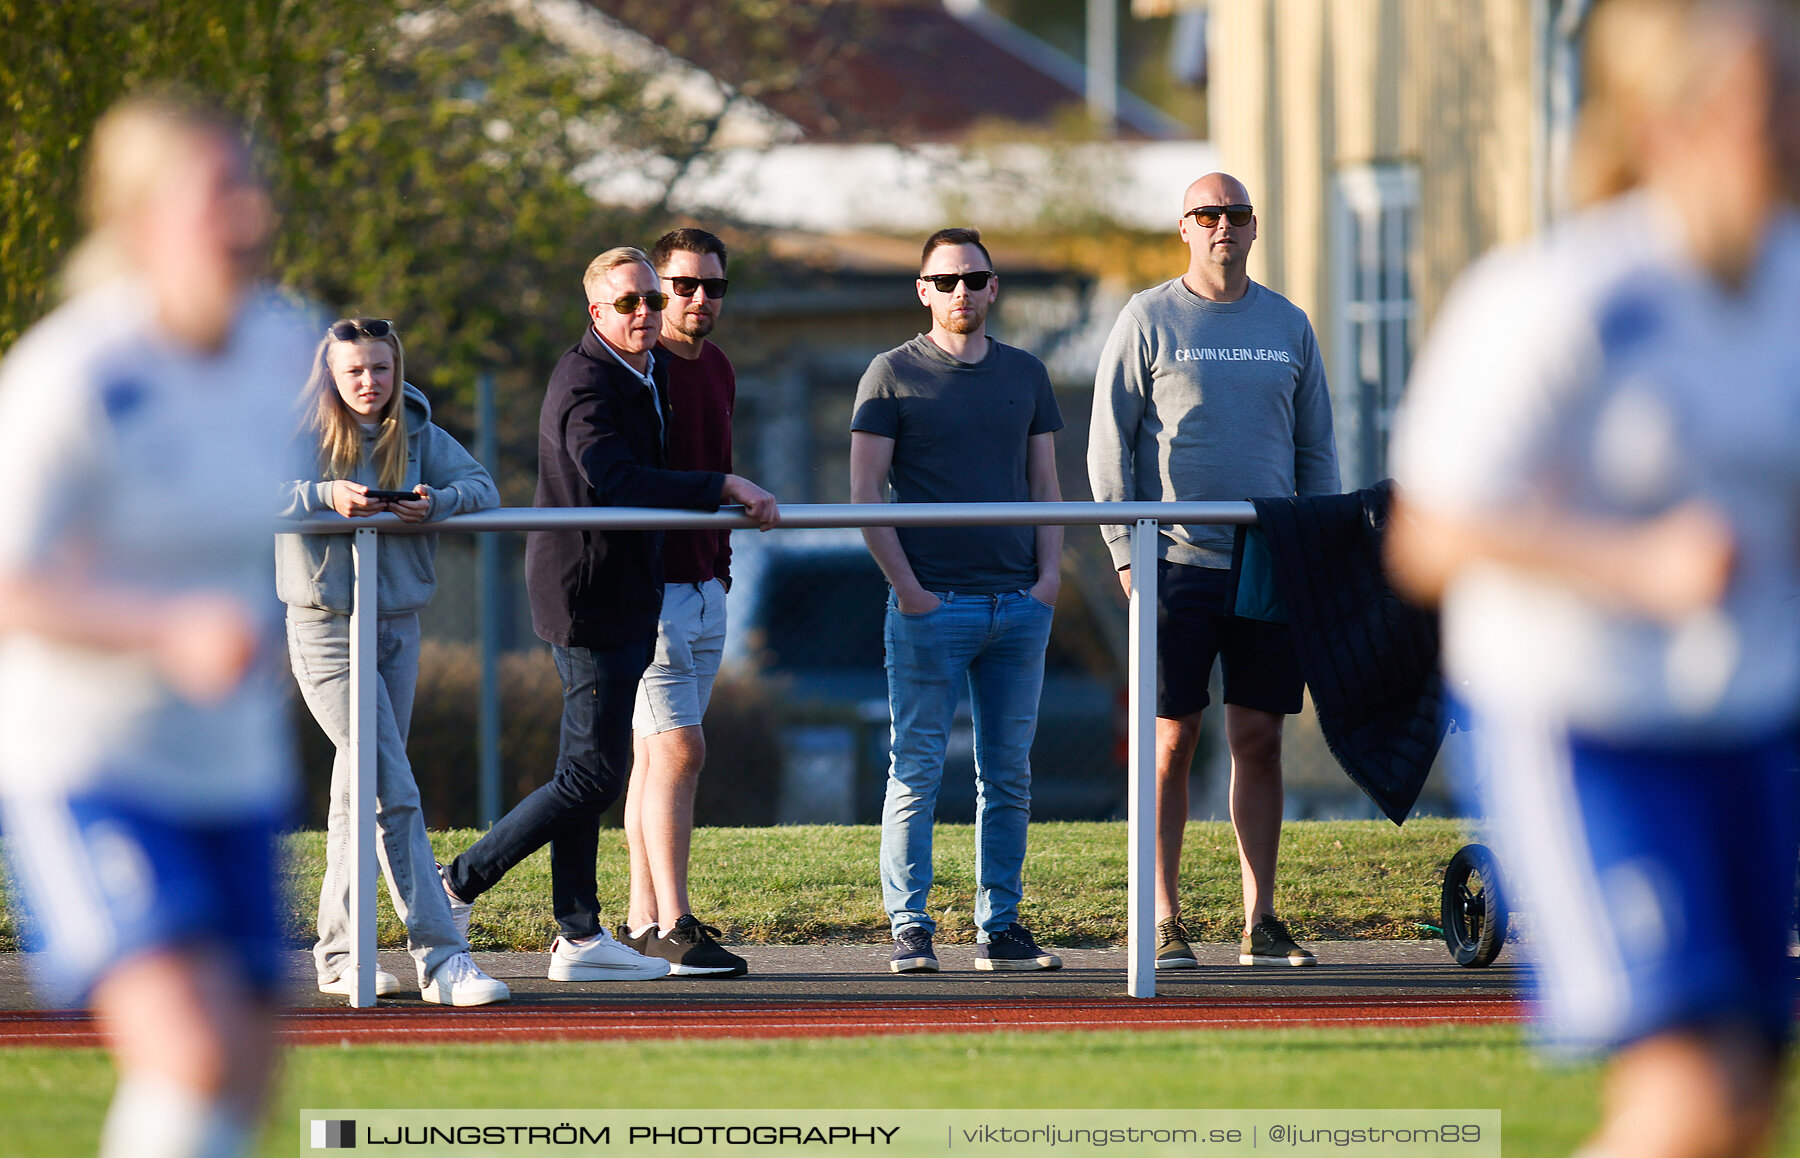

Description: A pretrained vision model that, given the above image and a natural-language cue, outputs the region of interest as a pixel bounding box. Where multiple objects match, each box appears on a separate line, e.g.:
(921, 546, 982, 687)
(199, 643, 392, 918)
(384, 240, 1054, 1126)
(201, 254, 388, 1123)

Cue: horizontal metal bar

(282, 500, 1259, 535)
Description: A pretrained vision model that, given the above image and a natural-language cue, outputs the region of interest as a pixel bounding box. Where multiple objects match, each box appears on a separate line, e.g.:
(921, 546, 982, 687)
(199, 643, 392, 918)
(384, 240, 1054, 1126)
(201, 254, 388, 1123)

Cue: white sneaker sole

(889, 958, 939, 973)
(1154, 956, 1200, 971)
(422, 981, 512, 1006)
(668, 961, 748, 976)
(1239, 954, 1317, 966)
(548, 959, 672, 982)
(974, 956, 1063, 971)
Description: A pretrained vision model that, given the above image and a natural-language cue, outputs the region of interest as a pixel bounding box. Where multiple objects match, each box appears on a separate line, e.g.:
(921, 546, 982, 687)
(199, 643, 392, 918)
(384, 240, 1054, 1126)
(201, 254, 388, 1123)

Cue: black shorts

(1155, 559, 1304, 719)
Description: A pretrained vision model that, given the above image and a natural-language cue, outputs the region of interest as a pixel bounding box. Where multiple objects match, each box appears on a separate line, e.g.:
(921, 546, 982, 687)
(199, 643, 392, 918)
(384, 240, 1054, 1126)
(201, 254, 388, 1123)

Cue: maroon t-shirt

(660, 340, 735, 585)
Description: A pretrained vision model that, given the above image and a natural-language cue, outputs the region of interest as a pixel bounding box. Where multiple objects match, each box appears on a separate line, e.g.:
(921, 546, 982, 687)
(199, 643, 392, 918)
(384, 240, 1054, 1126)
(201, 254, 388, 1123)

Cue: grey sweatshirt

(276, 382, 499, 617)
(1087, 278, 1340, 569)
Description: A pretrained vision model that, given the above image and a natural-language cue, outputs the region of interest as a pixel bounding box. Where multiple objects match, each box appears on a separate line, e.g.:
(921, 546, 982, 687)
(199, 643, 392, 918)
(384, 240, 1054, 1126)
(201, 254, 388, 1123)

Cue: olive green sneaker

(1155, 917, 1199, 970)
(1239, 915, 1316, 966)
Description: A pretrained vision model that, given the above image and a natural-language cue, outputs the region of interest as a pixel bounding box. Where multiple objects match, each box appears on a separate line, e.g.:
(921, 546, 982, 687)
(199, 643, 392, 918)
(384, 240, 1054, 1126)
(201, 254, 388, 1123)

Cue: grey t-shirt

(1087, 278, 1340, 569)
(852, 334, 1063, 593)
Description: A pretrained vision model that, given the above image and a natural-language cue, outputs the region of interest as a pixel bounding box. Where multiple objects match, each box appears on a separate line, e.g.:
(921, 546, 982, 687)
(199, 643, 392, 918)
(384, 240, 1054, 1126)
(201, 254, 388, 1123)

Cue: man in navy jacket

(441, 246, 776, 982)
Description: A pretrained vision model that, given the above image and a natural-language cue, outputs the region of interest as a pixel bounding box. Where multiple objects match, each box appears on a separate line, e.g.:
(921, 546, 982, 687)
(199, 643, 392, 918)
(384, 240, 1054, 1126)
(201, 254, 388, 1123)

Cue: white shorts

(633, 579, 728, 735)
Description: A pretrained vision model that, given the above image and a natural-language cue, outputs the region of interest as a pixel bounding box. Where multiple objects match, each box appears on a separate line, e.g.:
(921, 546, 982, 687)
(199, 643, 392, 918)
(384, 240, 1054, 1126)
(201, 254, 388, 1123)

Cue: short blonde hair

(583, 246, 653, 304)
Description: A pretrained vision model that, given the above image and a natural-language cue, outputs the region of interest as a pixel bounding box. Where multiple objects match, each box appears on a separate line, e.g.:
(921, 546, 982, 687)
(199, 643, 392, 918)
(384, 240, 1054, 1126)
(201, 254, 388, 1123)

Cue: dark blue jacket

(1247, 481, 1445, 824)
(526, 327, 725, 649)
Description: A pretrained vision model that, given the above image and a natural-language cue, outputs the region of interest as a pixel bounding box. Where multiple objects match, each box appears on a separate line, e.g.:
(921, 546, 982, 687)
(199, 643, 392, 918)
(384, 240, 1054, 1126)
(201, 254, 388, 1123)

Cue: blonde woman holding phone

(278, 317, 507, 1006)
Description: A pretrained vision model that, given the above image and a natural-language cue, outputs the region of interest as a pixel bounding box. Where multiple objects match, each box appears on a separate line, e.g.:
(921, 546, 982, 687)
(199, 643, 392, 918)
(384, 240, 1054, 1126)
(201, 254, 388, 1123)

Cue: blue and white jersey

(1391, 193, 1800, 742)
(0, 279, 316, 815)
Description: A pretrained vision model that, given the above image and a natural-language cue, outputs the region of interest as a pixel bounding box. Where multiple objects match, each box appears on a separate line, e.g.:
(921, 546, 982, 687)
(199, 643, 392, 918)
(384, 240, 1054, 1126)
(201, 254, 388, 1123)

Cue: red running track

(0, 996, 1520, 1049)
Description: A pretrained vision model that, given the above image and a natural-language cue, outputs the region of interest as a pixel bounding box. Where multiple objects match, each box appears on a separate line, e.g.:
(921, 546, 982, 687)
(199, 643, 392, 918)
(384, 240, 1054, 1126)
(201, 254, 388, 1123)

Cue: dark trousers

(446, 637, 652, 939)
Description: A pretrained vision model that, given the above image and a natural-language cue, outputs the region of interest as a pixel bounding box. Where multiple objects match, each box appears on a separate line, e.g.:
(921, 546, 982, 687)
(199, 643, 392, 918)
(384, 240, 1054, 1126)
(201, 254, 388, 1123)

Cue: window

(1332, 164, 1419, 486)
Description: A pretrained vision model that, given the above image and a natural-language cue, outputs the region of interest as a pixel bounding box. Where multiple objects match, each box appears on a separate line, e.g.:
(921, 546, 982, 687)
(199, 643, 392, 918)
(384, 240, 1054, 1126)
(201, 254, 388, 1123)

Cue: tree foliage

(2, 0, 833, 497)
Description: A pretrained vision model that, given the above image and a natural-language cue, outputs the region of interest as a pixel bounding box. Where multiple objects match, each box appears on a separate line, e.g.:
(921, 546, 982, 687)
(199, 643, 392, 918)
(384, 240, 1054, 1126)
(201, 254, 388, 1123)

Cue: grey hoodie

(277, 382, 498, 617)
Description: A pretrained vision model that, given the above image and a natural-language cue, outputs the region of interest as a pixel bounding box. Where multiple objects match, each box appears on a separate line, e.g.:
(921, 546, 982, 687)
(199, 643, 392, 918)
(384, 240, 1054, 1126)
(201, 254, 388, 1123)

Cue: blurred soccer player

(0, 95, 315, 1157)
(1389, 3, 1800, 1155)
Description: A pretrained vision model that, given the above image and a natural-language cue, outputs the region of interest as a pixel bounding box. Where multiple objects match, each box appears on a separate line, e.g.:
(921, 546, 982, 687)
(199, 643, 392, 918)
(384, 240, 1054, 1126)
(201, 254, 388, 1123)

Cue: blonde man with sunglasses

(438, 247, 775, 984)
(1088, 173, 1339, 971)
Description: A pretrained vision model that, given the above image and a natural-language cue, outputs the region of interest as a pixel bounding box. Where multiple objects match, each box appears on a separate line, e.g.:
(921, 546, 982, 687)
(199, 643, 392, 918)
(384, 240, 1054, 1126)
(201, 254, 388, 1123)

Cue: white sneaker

(318, 968, 400, 997)
(547, 930, 671, 981)
(438, 862, 474, 942)
(421, 951, 510, 1006)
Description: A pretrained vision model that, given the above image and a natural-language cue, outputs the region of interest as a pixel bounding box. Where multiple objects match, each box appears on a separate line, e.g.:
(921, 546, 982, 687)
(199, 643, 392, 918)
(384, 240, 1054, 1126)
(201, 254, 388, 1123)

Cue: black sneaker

(1239, 915, 1317, 966)
(889, 926, 938, 973)
(974, 923, 1062, 971)
(1155, 917, 1199, 970)
(647, 914, 749, 977)
(614, 923, 652, 954)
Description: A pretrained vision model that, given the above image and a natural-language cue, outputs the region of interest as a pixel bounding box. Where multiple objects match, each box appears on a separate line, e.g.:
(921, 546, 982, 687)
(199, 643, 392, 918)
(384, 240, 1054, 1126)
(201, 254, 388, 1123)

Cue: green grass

(303, 819, 1465, 951)
(1, 819, 1467, 952)
(15, 1024, 1800, 1157)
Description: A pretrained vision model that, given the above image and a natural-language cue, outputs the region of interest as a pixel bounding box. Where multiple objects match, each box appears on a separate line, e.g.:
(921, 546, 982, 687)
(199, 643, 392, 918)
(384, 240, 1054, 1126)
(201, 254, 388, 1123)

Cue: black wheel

(1441, 843, 1508, 967)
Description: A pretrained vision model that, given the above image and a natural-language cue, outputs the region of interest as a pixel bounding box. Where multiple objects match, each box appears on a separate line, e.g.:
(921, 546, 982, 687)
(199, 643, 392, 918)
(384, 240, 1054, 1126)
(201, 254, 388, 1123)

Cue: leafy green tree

(3, 0, 835, 497)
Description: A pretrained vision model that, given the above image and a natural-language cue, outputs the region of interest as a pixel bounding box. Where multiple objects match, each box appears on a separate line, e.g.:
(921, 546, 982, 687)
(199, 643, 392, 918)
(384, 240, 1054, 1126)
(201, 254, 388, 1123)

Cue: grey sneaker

(974, 924, 1062, 971)
(889, 926, 939, 973)
(1239, 915, 1317, 966)
(1155, 917, 1199, 970)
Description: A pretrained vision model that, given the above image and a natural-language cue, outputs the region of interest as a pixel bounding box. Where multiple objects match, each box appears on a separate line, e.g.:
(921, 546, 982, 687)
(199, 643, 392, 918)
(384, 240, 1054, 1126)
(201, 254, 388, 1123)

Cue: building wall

(1206, 0, 1538, 482)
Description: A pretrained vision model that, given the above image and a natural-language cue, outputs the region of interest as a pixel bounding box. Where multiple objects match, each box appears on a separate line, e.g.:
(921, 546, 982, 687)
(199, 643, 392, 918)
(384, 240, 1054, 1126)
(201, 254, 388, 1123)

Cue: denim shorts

(632, 578, 728, 735)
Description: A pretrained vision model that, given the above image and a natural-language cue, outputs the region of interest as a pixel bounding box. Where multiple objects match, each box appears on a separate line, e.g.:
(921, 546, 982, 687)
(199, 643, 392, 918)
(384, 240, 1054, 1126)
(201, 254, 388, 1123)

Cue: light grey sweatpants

(287, 609, 464, 986)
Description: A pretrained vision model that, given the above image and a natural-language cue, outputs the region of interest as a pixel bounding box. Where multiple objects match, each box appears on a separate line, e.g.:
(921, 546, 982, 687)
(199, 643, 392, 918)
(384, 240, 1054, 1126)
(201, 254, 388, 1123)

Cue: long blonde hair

(302, 322, 409, 490)
(1569, 0, 1799, 206)
(63, 91, 253, 296)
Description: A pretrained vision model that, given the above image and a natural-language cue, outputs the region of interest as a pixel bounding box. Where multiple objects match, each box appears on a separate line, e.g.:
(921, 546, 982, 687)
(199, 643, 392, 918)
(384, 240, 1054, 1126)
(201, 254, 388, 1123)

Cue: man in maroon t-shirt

(620, 228, 770, 976)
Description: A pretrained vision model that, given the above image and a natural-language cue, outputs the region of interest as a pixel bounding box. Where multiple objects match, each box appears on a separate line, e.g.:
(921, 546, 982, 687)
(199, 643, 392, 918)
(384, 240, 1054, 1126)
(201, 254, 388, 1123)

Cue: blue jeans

(880, 589, 1053, 940)
(446, 638, 652, 940)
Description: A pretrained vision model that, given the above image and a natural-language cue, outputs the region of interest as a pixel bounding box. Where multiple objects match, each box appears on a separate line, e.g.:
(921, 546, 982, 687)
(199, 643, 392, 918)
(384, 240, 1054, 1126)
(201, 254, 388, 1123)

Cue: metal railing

(288, 500, 1259, 1004)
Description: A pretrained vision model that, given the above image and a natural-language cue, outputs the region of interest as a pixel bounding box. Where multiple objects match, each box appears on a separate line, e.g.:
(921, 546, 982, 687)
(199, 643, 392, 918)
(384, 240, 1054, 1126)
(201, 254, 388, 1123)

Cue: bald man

(1088, 173, 1339, 970)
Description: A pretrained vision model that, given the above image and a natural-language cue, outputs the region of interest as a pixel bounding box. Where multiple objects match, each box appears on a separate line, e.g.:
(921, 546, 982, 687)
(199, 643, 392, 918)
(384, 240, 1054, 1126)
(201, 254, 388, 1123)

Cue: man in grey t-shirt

(1088, 173, 1339, 970)
(851, 227, 1065, 975)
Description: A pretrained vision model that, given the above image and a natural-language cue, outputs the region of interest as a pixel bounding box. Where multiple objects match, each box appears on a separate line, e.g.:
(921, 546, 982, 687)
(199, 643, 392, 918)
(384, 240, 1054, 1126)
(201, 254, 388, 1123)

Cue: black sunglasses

(918, 271, 994, 293)
(608, 292, 669, 314)
(1184, 204, 1254, 228)
(667, 276, 730, 299)
(328, 318, 393, 341)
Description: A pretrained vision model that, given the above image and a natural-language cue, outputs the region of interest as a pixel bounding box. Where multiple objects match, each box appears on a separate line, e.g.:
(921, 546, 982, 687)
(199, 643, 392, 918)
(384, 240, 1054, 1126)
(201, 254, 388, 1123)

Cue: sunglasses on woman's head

(329, 318, 393, 341)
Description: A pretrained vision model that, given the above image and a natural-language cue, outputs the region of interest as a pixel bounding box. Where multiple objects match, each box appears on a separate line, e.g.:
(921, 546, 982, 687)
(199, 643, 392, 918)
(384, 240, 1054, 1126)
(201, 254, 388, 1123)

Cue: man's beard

(939, 303, 987, 335)
(671, 309, 715, 340)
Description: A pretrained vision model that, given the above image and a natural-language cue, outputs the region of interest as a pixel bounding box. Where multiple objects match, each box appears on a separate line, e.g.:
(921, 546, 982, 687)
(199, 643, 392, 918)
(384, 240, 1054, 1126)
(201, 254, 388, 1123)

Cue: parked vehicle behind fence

(724, 529, 1124, 824)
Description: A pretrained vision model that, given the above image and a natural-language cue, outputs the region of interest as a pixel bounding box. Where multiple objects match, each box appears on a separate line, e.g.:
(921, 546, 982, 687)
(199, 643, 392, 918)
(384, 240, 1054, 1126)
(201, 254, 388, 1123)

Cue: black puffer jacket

(1248, 480, 1443, 824)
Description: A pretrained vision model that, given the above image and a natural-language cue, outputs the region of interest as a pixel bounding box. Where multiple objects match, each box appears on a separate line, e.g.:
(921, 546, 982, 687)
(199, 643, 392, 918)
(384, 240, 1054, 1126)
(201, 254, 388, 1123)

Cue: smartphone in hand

(362, 488, 422, 502)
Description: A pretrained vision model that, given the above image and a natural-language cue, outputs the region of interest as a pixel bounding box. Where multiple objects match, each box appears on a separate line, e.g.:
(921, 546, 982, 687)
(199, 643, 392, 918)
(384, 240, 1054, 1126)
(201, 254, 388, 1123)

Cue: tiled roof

(581, 0, 1189, 142)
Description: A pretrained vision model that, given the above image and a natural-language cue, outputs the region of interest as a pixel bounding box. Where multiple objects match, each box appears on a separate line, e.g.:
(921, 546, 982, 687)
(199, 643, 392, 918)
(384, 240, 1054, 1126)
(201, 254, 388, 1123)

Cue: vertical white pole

(348, 526, 379, 1007)
(1087, 0, 1119, 136)
(1127, 518, 1158, 997)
